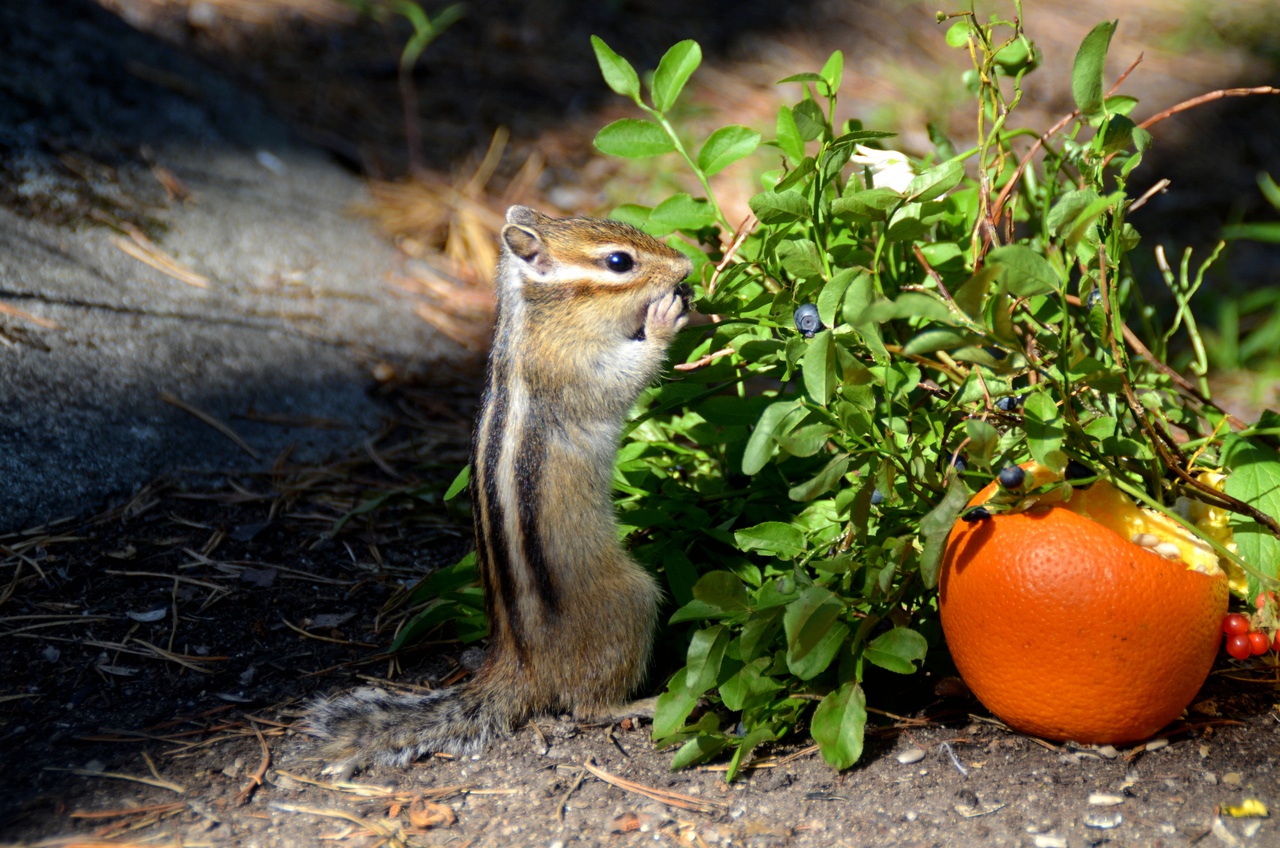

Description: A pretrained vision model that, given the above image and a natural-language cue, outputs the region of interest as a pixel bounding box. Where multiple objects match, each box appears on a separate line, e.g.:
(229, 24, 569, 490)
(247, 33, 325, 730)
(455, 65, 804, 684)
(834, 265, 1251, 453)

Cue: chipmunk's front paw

(644, 288, 690, 342)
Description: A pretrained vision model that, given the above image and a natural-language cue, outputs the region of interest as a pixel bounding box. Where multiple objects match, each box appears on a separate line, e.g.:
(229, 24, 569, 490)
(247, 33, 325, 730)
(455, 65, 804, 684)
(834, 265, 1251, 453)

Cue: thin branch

(1139, 86, 1280, 130)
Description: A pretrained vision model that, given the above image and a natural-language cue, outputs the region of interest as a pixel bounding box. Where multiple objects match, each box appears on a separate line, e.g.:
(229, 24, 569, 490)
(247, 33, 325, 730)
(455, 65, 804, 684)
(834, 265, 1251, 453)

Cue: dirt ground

(4, 0, 1280, 846)
(2, 443, 1279, 848)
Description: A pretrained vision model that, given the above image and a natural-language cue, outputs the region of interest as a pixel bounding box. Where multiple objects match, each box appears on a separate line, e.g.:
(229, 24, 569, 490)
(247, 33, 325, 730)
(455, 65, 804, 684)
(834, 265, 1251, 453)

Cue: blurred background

(84, 0, 1280, 364)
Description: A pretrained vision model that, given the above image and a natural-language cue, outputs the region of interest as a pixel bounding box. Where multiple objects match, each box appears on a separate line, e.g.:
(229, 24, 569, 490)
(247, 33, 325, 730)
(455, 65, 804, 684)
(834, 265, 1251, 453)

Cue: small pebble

(1153, 541, 1183, 560)
(1131, 533, 1159, 547)
(1145, 738, 1169, 751)
(1088, 793, 1125, 806)
(1032, 835, 1067, 848)
(1222, 772, 1243, 787)
(1095, 745, 1119, 759)
(1243, 820, 1264, 838)
(897, 747, 926, 764)
(1084, 811, 1123, 829)
(1201, 772, 1218, 785)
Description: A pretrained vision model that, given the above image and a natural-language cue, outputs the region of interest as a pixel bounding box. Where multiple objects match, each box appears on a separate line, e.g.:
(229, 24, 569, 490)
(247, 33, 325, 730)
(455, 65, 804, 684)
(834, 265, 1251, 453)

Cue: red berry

(1250, 631, 1271, 655)
(1226, 634, 1253, 660)
(1256, 591, 1277, 610)
(1223, 613, 1251, 636)
(1273, 631, 1280, 653)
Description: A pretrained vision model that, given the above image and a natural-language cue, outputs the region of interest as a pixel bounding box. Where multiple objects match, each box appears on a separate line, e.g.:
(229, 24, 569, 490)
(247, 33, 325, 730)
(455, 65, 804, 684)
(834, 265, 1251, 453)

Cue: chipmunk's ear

(502, 222, 552, 274)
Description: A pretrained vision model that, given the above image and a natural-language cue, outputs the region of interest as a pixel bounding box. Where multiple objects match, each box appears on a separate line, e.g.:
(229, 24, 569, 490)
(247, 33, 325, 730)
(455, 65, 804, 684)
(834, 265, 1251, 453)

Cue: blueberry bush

(400, 4, 1280, 778)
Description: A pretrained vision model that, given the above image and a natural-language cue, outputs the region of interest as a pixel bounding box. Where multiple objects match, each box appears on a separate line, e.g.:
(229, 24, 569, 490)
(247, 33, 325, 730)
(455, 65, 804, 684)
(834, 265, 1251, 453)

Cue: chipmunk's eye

(605, 251, 634, 273)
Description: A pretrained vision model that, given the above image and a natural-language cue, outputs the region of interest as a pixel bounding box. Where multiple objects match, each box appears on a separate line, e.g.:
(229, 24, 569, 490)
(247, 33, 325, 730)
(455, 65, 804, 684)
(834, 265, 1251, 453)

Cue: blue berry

(1086, 288, 1102, 309)
(998, 465, 1026, 489)
(961, 506, 991, 522)
(794, 303, 824, 338)
(949, 454, 967, 473)
(870, 488, 884, 505)
(983, 346, 1008, 361)
(1065, 460, 1094, 485)
(996, 395, 1021, 412)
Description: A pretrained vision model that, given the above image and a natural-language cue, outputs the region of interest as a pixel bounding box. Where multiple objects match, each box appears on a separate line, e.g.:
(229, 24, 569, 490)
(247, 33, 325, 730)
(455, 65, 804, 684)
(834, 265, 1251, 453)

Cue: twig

(581, 757, 726, 815)
(159, 391, 260, 459)
(1063, 293, 1249, 433)
(0, 300, 61, 329)
(111, 228, 210, 289)
(673, 346, 735, 372)
(1127, 178, 1169, 214)
(280, 615, 378, 647)
(1139, 86, 1280, 130)
(45, 766, 186, 794)
(991, 52, 1144, 226)
(555, 766, 585, 823)
(235, 722, 271, 805)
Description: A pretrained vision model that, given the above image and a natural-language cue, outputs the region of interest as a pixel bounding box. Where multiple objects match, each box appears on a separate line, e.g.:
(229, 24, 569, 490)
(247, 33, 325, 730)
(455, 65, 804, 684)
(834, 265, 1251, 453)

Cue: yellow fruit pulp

(1010, 463, 1236, 584)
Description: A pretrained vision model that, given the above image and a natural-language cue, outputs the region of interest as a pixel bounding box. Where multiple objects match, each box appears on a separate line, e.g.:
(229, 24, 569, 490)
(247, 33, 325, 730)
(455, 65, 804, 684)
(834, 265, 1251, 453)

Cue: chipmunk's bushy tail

(307, 681, 515, 776)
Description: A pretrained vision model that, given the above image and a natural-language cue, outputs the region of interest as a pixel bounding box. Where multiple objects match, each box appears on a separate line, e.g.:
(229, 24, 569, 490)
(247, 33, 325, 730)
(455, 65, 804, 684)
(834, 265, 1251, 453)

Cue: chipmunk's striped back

(309, 206, 691, 774)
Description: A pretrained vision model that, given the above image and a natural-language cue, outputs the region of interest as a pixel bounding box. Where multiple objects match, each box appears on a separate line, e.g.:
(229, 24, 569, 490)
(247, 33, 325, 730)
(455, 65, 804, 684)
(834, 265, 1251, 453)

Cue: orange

(939, 468, 1229, 743)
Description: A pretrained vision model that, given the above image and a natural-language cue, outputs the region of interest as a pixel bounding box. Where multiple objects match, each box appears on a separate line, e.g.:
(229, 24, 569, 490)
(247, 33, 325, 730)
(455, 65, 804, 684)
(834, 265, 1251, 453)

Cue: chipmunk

(308, 205, 693, 774)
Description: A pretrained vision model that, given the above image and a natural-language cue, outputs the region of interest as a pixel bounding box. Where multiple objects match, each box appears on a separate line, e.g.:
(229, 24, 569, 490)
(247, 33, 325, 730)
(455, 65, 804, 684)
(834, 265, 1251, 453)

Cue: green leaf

(692, 570, 751, 611)
(653, 667, 698, 738)
(720, 657, 782, 710)
(651, 40, 702, 112)
(783, 587, 849, 679)
(811, 682, 866, 770)
(671, 734, 729, 770)
(905, 159, 965, 202)
(791, 100, 826, 141)
(945, 20, 970, 48)
(748, 190, 811, 224)
(650, 193, 717, 230)
(1099, 114, 1138, 156)
(918, 476, 969, 589)
(816, 268, 856, 328)
(1223, 223, 1280, 244)
(819, 50, 843, 94)
(443, 465, 469, 500)
(864, 627, 928, 674)
(965, 418, 999, 468)
(1071, 20, 1117, 119)
(684, 625, 730, 697)
(739, 608, 784, 663)
(1222, 434, 1280, 595)
(698, 125, 761, 176)
(1024, 390, 1067, 473)
(735, 521, 806, 560)
(831, 187, 902, 222)
(789, 455, 850, 502)
(776, 72, 824, 84)
(802, 329, 836, 406)
(952, 266, 1000, 320)
(987, 244, 1061, 297)
(590, 35, 640, 102)
(742, 399, 802, 474)
(779, 240, 824, 280)
(1047, 189, 1100, 237)
(901, 328, 971, 356)
(726, 725, 775, 782)
(775, 106, 805, 163)
(594, 119, 675, 158)
(1259, 172, 1280, 210)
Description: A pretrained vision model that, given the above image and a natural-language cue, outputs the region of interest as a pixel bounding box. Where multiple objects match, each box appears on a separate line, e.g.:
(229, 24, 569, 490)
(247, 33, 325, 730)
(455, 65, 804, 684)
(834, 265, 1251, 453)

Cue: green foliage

(586, 6, 1280, 778)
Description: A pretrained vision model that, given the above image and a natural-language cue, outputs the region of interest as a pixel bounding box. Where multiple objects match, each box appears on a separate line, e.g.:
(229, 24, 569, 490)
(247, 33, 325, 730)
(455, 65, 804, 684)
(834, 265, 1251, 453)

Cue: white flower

(849, 144, 916, 194)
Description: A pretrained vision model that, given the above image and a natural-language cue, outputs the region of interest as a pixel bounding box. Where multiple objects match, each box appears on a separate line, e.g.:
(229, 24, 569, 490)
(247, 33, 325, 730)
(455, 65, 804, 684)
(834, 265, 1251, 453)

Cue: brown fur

(308, 206, 692, 774)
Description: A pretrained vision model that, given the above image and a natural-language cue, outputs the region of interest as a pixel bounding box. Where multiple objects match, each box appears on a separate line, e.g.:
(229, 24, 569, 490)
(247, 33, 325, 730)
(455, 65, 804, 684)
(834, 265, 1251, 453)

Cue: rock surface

(0, 0, 451, 531)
